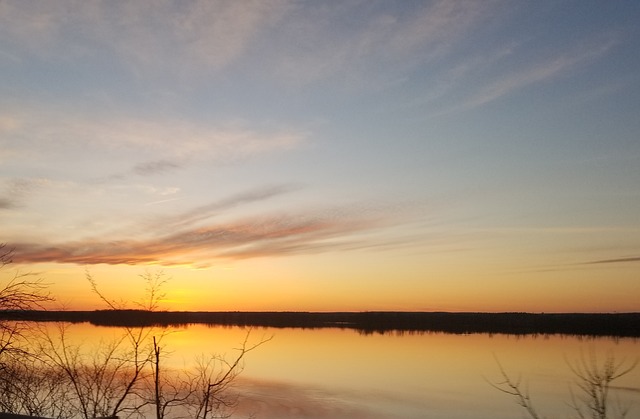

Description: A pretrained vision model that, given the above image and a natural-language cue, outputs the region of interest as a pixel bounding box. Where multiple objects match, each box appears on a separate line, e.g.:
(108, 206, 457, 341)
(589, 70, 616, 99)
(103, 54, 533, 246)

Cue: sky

(1, 1, 639, 312)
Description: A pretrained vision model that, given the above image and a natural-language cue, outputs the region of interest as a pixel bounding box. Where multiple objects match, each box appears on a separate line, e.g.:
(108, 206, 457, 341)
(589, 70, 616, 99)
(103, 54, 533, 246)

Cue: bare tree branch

(486, 355, 545, 419)
(566, 350, 638, 419)
(0, 260, 270, 419)
(135, 271, 169, 312)
(0, 244, 13, 269)
(86, 270, 124, 311)
(490, 351, 638, 419)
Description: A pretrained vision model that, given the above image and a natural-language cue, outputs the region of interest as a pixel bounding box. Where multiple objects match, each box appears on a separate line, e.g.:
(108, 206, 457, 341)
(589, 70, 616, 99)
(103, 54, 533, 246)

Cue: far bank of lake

(1, 310, 639, 337)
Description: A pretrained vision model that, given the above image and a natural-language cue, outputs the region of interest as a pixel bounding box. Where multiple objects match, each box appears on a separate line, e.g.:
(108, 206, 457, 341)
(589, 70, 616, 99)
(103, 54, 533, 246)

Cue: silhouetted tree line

(1, 310, 638, 337)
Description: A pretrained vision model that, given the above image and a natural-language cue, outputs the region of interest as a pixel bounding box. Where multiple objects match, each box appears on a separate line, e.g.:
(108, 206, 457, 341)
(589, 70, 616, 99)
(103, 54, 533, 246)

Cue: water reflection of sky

(32, 323, 640, 419)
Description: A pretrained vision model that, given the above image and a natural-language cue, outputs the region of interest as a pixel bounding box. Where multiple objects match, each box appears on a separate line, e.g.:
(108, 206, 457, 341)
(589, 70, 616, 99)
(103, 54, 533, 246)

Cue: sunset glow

(1, 1, 639, 312)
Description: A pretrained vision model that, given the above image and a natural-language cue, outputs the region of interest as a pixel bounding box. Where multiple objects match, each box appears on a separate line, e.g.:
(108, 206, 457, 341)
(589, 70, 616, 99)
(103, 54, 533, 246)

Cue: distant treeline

(0, 310, 639, 337)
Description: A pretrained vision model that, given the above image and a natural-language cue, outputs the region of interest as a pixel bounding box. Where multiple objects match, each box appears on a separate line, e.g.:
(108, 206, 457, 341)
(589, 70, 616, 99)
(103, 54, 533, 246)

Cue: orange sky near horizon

(25, 252, 639, 313)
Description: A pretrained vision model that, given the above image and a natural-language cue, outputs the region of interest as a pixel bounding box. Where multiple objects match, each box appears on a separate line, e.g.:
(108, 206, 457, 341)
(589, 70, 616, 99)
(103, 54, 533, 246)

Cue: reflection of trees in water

(0, 253, 269, 419)
(1, 332, 266, 419)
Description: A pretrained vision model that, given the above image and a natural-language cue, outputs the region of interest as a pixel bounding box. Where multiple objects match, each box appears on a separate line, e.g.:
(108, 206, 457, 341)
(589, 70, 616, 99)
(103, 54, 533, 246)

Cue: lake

(35, 322, 640, 419)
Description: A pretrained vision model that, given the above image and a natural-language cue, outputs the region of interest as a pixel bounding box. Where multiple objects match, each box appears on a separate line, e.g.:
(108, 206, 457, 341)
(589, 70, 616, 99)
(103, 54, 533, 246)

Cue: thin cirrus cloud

(266, 0, 498, 87)
(11, 205, 386, 268)
(426, 33, 620, 116)
(0, 0, 499, 89)
(2, 106, 306, 170)
(102, 158, 185, 183)
(114, 184, 303, 238)
(7, 0, 609, 116)
(584, 256, 640, 265)
(0, 0, 292, 78)
(0, 197, 14, 210)
(155, 184, 302, 231)
(380, 0, 498, 57)
(7, 183, 394, 267)
(132, 159, 183, 177)
(0, 178, 50, 210)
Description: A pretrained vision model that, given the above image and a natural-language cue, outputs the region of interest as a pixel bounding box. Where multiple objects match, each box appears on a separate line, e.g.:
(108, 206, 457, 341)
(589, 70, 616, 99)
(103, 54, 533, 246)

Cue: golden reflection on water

(28, 322, 640, 419)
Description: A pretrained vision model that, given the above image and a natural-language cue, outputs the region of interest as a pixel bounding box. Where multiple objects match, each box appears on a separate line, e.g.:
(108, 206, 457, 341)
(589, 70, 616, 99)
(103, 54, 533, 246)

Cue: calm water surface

(43, 323, 640, 419)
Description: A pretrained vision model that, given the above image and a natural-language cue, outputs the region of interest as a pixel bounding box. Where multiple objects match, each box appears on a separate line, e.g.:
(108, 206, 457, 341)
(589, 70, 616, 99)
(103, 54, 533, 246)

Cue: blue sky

(1, 1, 639, 311)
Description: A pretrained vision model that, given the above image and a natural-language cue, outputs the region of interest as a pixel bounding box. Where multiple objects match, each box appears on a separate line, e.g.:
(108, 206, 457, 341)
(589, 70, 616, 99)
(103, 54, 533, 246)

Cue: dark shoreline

(1, 310, 639, 337)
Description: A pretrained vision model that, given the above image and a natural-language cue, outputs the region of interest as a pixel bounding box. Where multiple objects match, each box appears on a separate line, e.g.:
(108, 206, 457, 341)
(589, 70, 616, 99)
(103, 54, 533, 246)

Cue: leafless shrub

(0, 351, 73, 418)
(0, 244, 52, 311)
(147, 330, 271, 419)
(36, 322, 153, 419)
(567, 350, 638, 419)
(136, 271, 169, 312)
(0, 258, 269, 419)
(490, 351, 637, 419)
(0, 244, 54, 358)
(0, 244, 60, 416)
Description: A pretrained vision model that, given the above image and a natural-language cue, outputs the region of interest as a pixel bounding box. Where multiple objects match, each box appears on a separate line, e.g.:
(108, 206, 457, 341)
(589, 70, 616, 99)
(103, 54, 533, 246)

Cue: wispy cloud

(144, 197, 184, 207)
(0, 0, 292, 79)
(383, 0, 499, 56)
(6, 182, 423, 267)
(0, 197, 14, 210)
(266, 0, 499, 87)
(11, 204, 385, 267)
(465, 41, 615, 110)
(2, 106, 306, 173)
(423, 30, 621, 117)
(514, 254, 640, 275)
(155, 184, 301, 231)
(0, 177, 50, 210)
(132, 159, 183, 177)
(0, 0, 501, 90)
(584, 256, 640, 265)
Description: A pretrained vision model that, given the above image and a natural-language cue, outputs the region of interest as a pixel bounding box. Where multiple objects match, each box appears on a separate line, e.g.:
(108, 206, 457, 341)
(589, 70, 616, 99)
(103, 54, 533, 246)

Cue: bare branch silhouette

(0, 257, 269, 418)
(490, 351, 638, 419)
(135, 270, 169, 312)
(486, 355, 545, 419)
(566, 350, 638, 419)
